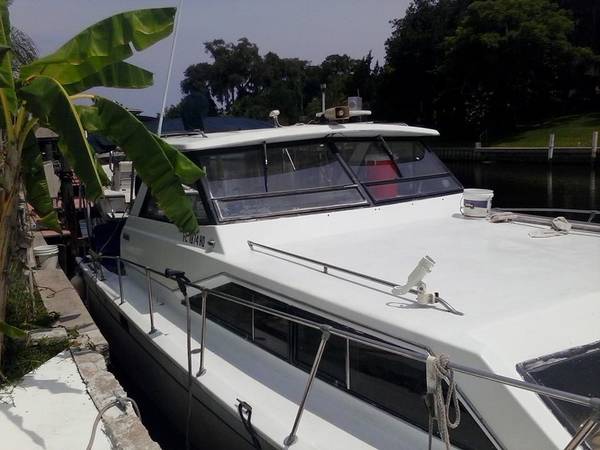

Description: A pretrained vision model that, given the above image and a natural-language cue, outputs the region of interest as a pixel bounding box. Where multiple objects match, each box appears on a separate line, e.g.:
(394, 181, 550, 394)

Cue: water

(446, 161, 599, 214)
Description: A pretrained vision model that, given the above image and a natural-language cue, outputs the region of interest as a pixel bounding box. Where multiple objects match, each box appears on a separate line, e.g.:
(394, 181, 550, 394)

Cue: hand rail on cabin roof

(86, 253, 600, 449)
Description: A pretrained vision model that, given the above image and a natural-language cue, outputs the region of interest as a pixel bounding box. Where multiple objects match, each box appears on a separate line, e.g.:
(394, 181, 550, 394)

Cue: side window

(139, 187, 210, 224)
(350, 343, 495, 450)
(190, 283, 495, 450)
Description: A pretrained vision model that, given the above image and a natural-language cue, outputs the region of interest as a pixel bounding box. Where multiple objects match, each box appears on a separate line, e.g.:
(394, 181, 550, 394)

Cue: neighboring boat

(79, 117, 600, 450)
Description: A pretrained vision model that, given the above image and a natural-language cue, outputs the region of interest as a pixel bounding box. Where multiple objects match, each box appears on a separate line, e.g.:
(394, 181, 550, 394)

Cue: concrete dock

(0, 234, 159, 450)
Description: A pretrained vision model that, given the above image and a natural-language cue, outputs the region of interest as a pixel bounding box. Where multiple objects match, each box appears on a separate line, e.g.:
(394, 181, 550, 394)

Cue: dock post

(592, 131, 598, 162)
(548, 133, 555, 161)
(145, 268, 157, 334)
(284, 327, 330, 446)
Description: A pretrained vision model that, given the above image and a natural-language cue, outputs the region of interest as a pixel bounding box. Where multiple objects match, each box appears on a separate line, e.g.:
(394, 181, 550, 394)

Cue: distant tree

(177, 38, 380, 123)
(378, 0, 470, 126)
(440, 0, 598, 136)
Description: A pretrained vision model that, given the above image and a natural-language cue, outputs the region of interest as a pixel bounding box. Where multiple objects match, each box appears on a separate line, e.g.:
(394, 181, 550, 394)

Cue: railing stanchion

(196, 290, 208, 376)
(284, 327, 330, 446)
(117, 256, 124, 305)
(145, 268, 157, 334)
(564, 415, 599, 450)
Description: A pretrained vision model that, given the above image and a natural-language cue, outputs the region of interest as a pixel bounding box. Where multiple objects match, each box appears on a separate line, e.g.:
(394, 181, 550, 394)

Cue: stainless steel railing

(86, 252, 600, 449)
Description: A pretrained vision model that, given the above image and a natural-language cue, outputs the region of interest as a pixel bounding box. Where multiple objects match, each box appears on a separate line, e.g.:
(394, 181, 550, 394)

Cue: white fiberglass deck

(118, 191, 600, 449)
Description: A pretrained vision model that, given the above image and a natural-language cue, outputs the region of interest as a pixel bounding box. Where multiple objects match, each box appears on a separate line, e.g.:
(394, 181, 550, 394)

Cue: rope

(426, 355, 461, 450)
(86, 395, 140, 450)
(529, 216, 572, 238)
(237, 399, 262, 449)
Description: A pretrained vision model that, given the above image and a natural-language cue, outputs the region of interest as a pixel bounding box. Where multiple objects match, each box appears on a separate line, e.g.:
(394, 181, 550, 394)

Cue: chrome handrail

(495, 207, 600, 224)
(247, 240, 464, 316)
(86, 254, 599, 449)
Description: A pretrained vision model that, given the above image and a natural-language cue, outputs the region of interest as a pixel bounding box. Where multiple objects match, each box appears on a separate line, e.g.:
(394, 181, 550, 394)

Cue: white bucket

(461, 188, 494, 218)
(33, 245, 59, 269)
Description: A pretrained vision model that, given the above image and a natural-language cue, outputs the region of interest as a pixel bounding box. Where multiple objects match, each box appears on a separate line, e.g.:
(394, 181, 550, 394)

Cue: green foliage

(0, 6, 200, 232)
(20, 76, 105, 200)
(20, 8, 175, 91)
(175, 38, 380, 124)
(380, 0, 600, 140)
(1, 260, 67, 385)
(77, 98, 204, 233)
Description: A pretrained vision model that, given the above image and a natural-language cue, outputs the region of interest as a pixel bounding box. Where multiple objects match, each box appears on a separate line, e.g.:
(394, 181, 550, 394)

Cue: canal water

(107, 160, 600, 450)
(447, 161, 599, 216)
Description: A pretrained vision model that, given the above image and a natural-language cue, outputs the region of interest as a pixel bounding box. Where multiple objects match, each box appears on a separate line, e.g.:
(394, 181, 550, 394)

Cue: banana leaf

(0, 0, 16, 113)
(22, 129, 60, 230)
(20, 8, 175, 91)
(20, 76, 105, 199)
(63, 61, 153, 95)
(0, 321, 27, 340)
(77, 98, 204, 233)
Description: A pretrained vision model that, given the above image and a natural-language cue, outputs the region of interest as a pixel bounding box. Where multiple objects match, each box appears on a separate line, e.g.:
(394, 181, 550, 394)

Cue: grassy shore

(0, 260, 68, 385)
(491, 113, 600, 147)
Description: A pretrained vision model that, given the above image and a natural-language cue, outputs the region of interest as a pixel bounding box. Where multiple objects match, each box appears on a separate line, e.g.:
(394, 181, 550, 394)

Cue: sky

(10, 0, 409, 116)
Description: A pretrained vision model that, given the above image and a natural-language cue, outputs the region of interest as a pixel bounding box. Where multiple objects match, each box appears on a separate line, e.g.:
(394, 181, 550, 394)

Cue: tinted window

(519, 343, 600, 447)
(140, 188, 210, 224)
(296, 325, 347, 387)
(253, 293, 291, 360)
(206, 284, 252, 339)
(366, 176, 460, 202)
(336, 140, 399, 182)
(215, 188, 365, 220)
(350, 343, 495, 450)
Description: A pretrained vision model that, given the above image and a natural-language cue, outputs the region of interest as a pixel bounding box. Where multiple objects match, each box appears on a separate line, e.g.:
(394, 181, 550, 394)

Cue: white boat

(80, 119, 600, 450)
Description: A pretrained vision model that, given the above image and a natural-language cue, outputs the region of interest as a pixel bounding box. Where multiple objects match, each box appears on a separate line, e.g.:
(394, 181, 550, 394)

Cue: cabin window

(334, 138, 461, 203)
(349, 343, 495, 450)
(295, 325, 347, 387)
(139, 187, 210, 224)
(518, 342, 600, 448)
(189, 282, 495, 449)
(191, 143, 368, 220)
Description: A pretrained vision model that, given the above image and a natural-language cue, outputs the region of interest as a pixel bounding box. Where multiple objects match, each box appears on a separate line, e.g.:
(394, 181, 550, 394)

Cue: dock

(0, 233, 159, 450)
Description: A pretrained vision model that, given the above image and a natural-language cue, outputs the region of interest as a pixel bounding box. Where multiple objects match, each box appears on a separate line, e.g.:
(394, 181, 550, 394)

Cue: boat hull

(82, 268, 274, 450)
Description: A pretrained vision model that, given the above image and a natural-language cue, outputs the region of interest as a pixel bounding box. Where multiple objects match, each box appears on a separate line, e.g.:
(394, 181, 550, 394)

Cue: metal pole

(592, 131, 598, 162)
(145, 268, 157, 334)
(157, 0, 184, 136)
(563, 416, 599, 450)
(548, 133, 555, 161)
(284, 327, 330, 446)
(183, 284, 192, 450)
(117, 256, 124, 305)
(196, 290, 208, 376)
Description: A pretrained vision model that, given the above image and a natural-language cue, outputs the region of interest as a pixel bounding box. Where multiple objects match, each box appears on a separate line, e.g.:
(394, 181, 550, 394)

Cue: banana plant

(0, 3, 204, 344)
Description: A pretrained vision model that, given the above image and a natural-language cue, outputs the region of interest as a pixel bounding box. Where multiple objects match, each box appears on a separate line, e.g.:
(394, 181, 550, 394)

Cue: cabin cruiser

(79, 120, 600, 450)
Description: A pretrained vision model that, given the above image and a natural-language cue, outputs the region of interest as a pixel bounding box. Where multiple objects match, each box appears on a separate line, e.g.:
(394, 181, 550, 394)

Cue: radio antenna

(157, 0, 184, 137)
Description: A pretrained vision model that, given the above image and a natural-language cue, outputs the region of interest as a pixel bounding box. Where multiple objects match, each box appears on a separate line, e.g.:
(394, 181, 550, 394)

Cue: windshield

(191, 138, 461, 221)
(518, 342, 600, 448)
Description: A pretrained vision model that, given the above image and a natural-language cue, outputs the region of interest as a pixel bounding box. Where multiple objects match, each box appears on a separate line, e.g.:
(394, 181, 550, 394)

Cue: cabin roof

(203, 194, 600, 376)
(164, 122, 440, 151)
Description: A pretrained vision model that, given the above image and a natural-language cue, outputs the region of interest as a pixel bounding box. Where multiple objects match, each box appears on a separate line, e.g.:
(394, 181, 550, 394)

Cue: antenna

(157, 0, 184, 137)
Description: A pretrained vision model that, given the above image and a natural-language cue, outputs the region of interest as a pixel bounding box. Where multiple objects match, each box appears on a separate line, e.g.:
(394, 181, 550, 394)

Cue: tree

(440, 0, 598, 136)
(0, 5, 204, 354)
(176, 38, 380, 124)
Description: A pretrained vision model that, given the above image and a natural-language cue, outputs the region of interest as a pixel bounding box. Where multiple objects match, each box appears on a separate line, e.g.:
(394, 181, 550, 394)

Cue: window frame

(188, 137, 463, 223)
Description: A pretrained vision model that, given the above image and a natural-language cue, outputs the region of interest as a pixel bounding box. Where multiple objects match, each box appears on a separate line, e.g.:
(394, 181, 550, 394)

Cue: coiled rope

(86, 395, 141, 450)
(426, 355, 461, 450)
